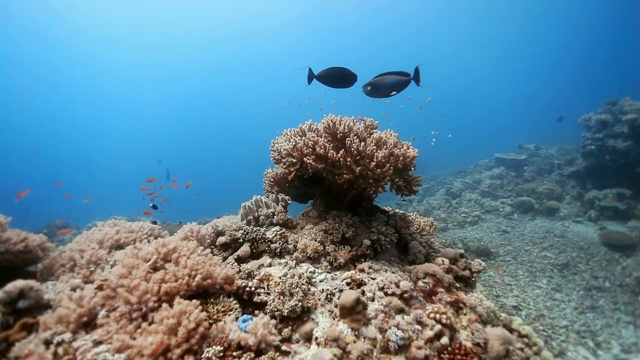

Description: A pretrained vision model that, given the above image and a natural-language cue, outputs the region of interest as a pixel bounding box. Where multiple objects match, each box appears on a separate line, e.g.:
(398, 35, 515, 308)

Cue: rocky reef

(401, 98, 640, 230)
(577, 97, 640, 197)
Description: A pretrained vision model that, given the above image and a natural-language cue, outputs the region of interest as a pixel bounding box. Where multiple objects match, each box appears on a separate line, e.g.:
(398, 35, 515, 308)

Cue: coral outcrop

(264, 114, 422, 213)
(0, 114, 551, 359)
(578, 97, 640, 197)
(0, 215, 54, 287)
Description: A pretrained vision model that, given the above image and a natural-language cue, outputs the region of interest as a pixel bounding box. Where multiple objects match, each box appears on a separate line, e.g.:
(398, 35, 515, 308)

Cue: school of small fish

(13, 167, 197, 227)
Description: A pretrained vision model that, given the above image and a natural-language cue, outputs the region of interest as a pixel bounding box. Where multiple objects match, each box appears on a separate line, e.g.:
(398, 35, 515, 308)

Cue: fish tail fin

(413, 66, 421, 86)
(307, 68, 315, 85)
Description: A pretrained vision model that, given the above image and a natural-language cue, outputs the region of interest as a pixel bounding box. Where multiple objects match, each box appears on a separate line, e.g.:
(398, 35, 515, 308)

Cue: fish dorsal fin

(372, 71, 411, 79)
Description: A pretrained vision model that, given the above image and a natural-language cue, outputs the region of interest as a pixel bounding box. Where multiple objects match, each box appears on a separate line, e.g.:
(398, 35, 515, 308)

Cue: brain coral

(264, 114, 422, 213)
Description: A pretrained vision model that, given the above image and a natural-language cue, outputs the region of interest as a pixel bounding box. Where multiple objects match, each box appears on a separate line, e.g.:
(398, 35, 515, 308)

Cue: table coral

(264, 114, 421, 213)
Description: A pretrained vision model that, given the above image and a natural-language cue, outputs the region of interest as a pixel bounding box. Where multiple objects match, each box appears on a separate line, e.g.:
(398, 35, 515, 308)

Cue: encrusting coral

(0, 114, 552, 359)
(264, 114, 422, 213)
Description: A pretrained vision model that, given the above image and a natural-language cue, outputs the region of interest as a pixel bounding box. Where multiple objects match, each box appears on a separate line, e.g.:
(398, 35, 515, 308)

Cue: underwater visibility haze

(1, 1, 638, 230)
(0, 1, 639, 359)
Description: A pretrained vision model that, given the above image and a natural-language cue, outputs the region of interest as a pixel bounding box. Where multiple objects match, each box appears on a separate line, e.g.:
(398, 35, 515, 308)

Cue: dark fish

(362, 66, 421, 98)
(150, 220, 158, 225)
(307, 67, 358, 89)
(150, 203, 159, 210)
(556, 115, 565, 122)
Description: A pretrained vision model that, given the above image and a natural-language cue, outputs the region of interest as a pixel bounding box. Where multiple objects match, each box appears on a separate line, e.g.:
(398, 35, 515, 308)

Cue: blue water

(1, 1, 639, 230)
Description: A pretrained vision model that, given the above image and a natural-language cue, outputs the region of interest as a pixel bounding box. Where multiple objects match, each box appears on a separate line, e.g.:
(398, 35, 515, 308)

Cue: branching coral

(0, 215, 54, 285)
(38, 219, 168, 283)
(239, 194, 296, 228)
(13, 221, 237, 359)
(264, 114, 422, 213)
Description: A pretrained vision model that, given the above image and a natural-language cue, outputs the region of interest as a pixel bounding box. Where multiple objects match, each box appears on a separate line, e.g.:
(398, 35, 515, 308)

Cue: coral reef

(264, 114, 421, 213)
(239, 194, 295, 228)
(0, 215, 54, 287)
(578, 97, 640, 197)
(0, 211, 548, 358)
(0, 114, 552, 359)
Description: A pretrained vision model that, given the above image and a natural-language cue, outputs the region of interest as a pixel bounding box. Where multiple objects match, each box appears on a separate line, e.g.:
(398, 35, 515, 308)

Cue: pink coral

(0, 215, 53, 271)
(38, 219, 168, 282)
(17, 221, 237, 359)
(0, 280, 48, 330)
(264, 114, 421, 212)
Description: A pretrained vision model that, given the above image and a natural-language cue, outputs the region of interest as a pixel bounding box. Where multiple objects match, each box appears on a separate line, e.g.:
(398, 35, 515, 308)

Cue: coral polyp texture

(264, 114, 422, 212)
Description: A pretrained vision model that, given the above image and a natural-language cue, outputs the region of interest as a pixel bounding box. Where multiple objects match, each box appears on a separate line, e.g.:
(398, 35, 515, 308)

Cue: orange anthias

(15, 189, 30, 200)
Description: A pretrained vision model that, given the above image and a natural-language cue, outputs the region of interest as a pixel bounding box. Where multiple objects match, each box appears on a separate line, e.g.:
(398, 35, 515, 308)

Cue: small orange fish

(147, 191, 155, 196)
(57, 228, 72, 235)
(55, 182, 63, 188)
(357, 115, 365, 121)
(185, 181, 193, 189)
(142, 210, 155, 215)
(495, 277, 505, 284)
(146, 177, 157, 183)
(494, 266, 504, 273)
(171, 178, 178, 183)
(341, 253, 352, 259)
(287, 170, 296, 181)
(15, 189, 30, 200)
(63, 194, 70, 199)
(147, 342, 169, 357)
(411, 304, 426, 310)
(139, 186, 151, 191)
(82, 199, 90, 204)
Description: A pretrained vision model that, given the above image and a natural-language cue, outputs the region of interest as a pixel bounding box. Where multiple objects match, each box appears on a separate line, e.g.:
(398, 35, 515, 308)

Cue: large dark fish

(362, 66, 421, 98)
(307, 67, 358, 89)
